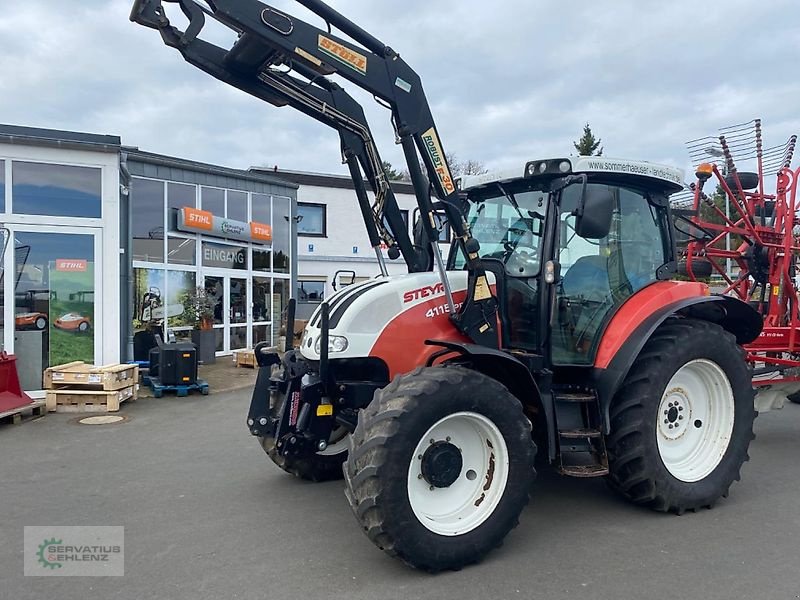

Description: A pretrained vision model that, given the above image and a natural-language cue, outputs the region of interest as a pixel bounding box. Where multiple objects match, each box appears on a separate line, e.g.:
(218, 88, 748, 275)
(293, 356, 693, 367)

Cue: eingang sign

(178, 207, 273, 244)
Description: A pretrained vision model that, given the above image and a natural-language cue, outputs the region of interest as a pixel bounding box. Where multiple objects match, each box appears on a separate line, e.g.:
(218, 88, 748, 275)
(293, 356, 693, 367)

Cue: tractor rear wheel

(259, 427, 348, 482)
(343, 366, 536, 572)
(606, 319, 755, 513)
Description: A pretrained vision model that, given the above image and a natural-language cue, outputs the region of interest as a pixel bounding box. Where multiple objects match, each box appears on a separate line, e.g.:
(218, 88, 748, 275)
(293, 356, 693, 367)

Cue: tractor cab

(454, 157, 684, 364)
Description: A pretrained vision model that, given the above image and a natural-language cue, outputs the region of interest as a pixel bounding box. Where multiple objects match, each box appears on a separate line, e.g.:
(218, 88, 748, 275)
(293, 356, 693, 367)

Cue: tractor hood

(300, 271, 476, 364)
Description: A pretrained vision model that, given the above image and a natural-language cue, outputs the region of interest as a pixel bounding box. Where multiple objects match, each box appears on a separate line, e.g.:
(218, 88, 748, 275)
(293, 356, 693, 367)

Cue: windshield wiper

(495, 182, 526, 222)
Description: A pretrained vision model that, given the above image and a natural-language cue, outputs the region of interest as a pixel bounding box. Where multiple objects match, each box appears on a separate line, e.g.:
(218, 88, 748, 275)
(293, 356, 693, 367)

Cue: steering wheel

(504, 246, 539, 276)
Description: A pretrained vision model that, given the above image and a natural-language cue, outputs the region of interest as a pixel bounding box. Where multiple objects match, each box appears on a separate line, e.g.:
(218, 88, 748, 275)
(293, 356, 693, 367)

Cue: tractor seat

(562, 255, 610, 301)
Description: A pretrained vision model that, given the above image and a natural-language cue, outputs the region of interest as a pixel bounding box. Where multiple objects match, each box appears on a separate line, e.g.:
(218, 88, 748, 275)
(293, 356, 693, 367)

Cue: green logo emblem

(37, 538, 63, 569)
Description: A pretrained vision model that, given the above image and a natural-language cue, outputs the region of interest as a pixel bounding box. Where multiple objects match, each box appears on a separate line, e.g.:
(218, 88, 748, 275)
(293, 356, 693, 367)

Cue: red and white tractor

(131, 0, 763, 572)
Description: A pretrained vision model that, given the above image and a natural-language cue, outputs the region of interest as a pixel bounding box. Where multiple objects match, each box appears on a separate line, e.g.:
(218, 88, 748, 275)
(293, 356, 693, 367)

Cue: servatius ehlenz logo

(24, 526, 124, 576)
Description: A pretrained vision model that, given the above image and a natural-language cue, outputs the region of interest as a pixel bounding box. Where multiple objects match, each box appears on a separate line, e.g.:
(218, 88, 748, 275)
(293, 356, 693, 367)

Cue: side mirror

(575, 183, 614, 239)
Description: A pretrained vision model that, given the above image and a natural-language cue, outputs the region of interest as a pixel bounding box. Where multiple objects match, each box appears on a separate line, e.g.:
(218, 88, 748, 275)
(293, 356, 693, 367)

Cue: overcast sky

(2, 0, 799, 182)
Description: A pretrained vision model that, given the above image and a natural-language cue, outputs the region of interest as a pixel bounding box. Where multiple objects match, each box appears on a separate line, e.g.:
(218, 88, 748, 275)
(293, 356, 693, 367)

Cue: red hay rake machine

(673, 119, 800, 406)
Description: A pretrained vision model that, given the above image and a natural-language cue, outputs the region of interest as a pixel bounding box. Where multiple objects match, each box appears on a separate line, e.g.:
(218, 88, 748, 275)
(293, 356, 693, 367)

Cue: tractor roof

(459, 157, 685, 193)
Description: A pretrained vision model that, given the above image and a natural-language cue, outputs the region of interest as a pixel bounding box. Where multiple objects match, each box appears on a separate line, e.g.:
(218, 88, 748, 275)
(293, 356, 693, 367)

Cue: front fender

(425, 340, 554, 456)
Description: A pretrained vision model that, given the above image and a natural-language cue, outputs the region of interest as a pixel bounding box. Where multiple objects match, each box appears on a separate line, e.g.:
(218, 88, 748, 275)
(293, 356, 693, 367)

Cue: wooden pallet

(147, 377, 209, 398)
(233, 349, 256, 369)
(45, 384, 138, 413)
(0, 400, 47, 425)
(44, 362, 139, 391)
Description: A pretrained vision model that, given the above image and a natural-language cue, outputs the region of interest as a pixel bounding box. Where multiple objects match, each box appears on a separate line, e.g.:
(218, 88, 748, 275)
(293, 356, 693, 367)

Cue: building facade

(0, 125, 124, 391)
(0, 124, 298, 392)
(126, 149, 297, 358)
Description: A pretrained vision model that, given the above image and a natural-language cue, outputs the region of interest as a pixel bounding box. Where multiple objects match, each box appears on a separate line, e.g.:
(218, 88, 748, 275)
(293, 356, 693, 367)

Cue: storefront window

(201, 187, 225, 216)
(131, 178, 165, 262)
(167, 237, 196, 266)
(168, 182, 195, 210)
(253, 248, 271, 272)
(168, 182, 196, 232)
(201, 241, 248, 270)
(252, 193, 270, 224)
(0, 160, 5, 212)
(273, 196, 291, 274)
(12, 161, 101, 218)
(228, 190, 248, 221)
(13, 232, 95, 390)
(167, 271, 197, 329)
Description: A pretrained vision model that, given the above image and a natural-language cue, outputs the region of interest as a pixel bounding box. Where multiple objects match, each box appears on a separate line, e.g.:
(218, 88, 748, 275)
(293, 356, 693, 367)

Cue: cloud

(2, 0, 799, 183)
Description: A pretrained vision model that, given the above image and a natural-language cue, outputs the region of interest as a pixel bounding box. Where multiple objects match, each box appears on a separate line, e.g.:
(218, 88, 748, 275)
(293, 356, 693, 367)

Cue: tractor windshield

(452, 181, 548, 277)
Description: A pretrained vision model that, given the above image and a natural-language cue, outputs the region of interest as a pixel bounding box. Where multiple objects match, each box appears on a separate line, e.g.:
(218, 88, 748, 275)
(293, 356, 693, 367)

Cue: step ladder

(553, 389, 609, 477)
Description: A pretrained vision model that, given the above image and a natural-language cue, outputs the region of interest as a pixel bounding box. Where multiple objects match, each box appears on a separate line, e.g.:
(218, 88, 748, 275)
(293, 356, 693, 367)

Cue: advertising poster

(133, 269, 196, 330)
(133, 268, 165, 330)
(48, 260, 95, 367)
(167, 270, 196, 328)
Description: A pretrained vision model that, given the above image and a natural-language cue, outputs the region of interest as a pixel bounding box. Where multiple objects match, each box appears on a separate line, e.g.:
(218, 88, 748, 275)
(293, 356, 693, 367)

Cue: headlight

(314, 335, 349, 354)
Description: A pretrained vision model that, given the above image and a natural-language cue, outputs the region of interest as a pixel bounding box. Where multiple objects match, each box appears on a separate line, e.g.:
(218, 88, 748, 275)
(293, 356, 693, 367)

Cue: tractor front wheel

(344, 366, 536, 572)
(259, 426, 348, 482)
(607, 319, 755, 513)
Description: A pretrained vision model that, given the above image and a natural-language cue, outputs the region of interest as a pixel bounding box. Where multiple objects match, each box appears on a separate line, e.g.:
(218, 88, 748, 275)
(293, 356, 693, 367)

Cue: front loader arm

(131, 0, 499, 347)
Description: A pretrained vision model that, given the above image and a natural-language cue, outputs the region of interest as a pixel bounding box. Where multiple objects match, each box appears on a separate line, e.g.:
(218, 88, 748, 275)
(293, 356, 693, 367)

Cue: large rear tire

(606, 319, 755, 513)
(259, 428, 348, 482)
(344, 366, 537, 572)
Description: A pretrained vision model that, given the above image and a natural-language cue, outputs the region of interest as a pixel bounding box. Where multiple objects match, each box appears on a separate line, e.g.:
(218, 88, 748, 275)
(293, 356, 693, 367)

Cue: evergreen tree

(573, 123, 603, 156)
(381, 160, 404, 181)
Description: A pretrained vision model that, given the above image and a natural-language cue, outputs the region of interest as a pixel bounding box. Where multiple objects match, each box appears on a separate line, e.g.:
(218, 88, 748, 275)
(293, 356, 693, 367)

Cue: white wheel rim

(407, 411, 509, 536)
(656, 359, 735, 483)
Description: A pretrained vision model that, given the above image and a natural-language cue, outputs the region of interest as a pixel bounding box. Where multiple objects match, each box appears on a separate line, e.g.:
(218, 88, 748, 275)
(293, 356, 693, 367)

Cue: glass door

(204, 274, 225, 354)
(203, 272, 248, 354)
(8, 229, 99, 391)
(252, 276, 272, 347)
(229, 277, 247, 351)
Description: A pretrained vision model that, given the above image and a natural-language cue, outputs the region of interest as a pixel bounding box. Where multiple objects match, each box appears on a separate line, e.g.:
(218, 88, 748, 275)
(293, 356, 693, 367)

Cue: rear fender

(593, 295, 762, 432)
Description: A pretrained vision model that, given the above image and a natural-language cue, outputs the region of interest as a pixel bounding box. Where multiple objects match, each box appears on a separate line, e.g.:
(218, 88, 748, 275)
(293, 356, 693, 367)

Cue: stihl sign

(178, 207, 272, 244)
(55, 259, 88, 272)
(403, 283, 444, 303)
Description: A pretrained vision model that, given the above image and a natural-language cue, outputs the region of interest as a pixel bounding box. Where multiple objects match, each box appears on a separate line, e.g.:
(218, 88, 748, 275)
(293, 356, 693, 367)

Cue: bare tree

(400, 152, 488, 180)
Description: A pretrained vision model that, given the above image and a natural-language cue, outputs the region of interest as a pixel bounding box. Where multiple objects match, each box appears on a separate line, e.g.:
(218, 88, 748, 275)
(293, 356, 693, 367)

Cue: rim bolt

(679, 415, 683, 420)
(417, 454, 423, 460)
(430, 439, 435, 444)
(664, 419, 669, 424)
(429, 485, 435, 491)
(418, 474, 423, 479)
(679, 406, 684, 411)
(668, 424, 673, 429)
(446, 436, 451, 442)
(668, 402, 673, 408)
(664, 410, 669, 415)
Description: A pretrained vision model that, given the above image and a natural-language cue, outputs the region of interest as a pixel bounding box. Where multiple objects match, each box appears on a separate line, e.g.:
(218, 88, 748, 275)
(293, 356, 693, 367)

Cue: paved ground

(2, 389, 799, 600)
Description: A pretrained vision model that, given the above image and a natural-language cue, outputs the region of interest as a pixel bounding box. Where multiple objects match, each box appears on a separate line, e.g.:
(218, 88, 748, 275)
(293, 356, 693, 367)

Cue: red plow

(674, 119, 800, 405)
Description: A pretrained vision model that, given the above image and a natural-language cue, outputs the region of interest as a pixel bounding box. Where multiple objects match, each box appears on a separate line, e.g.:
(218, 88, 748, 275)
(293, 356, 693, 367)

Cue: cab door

(551, 183, 670, 365)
